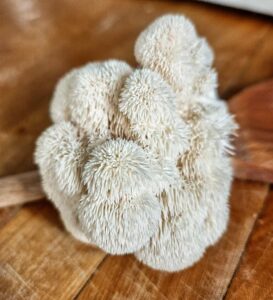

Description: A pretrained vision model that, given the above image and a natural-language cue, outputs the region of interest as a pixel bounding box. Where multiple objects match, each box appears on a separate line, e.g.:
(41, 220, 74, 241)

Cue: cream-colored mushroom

(35, 14, 236, 272)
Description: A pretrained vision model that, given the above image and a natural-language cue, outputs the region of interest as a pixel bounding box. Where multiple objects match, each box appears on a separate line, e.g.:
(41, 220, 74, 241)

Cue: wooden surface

(0, 0, 273, 299)
(0, 171, 43, 208)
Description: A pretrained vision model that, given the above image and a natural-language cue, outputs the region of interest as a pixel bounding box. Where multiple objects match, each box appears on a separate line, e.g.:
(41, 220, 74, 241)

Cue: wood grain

(0, 0, 272, 299)
(226, 189, 273, 300)
(0, 206, 21, 230)
(0, 202, 106, 300)
(230, 79, 273, 183)
(76, 181, 268, 300)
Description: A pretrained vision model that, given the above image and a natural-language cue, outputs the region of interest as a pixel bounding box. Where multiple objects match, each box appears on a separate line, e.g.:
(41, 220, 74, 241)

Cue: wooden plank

(0, 171, 44, 208)
(0, 202, 106, 299)
(225, 190, 273, 300)
(76, 180, 268, 300)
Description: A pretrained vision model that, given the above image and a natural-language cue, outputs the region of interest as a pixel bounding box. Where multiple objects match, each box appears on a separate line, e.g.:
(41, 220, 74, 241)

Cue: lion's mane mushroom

(35, 14, 237, 272)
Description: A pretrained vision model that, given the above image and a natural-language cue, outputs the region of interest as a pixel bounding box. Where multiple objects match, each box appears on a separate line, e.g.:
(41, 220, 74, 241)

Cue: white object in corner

(200, 0, 273, 16)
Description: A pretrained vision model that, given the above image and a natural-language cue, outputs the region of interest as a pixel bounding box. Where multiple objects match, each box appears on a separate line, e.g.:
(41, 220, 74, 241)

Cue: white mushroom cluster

(35, 14, 237, 272)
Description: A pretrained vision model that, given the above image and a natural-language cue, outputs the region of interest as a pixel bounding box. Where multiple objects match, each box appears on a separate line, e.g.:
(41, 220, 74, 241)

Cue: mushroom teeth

(77, 138, 162, 254)
(134, 14, 214, 95)
(35, 14, 236, 272)
(119, 68, 189, 158)
(50, 60, 132, 138)
(82, 139, 159, 202)
(78, 191, 161, 254)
